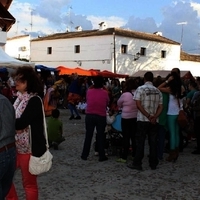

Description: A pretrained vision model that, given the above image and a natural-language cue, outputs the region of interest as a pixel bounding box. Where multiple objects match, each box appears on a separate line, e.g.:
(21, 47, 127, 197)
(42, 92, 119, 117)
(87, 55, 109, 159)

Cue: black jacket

(16, 96, 46, 157)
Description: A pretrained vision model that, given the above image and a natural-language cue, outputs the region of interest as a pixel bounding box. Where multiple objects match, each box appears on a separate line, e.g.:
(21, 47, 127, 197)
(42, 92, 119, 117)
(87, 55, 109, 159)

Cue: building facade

(5, 35, 30, 61)
(5, 24, 200, 76)
(29, 26, 181, 76)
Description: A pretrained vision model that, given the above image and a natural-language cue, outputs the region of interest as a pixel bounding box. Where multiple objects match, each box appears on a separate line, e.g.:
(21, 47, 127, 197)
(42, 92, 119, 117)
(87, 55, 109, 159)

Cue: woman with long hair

(158, 71, 182, 162)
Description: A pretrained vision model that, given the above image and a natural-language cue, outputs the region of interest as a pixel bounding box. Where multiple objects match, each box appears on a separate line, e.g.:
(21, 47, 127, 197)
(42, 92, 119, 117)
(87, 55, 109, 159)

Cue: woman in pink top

(116, 78, 138, 163)
(81, 76, 109, 162)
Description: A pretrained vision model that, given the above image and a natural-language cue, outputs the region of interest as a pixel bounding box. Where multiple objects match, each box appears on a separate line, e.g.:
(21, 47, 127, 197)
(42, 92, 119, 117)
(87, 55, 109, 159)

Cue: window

(140, 47, 146, 56)
(161, 50, 166, 58)
(121, 44, 127, 54)
(75, 45, 80, 53)
(47, 47, 52, 54)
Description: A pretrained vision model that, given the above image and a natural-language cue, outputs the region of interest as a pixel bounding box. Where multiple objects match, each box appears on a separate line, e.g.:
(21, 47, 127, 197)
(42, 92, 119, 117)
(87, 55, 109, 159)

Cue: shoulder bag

(177, 98, 188, 129)
(29, 96, 53, 175)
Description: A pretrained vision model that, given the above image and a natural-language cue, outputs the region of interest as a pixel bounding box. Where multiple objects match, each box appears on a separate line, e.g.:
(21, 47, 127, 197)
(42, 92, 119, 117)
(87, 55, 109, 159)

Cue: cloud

(87, 15, 126, 29)
(121, 1, 200, 54)
(8, 1, 55, 37)
(159, 1, 200, 53)
(122, 16, 158, 33)
(191, 2, 200, 17)
(7, 0, 200, 54)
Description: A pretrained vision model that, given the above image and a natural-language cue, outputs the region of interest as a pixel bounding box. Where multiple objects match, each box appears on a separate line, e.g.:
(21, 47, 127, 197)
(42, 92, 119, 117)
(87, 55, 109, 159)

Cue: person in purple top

(81, 76, 109, 162)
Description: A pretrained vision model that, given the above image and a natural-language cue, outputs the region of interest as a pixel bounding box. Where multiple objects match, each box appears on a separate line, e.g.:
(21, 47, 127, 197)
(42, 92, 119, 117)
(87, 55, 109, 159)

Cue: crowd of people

(1, 66, 200, 199)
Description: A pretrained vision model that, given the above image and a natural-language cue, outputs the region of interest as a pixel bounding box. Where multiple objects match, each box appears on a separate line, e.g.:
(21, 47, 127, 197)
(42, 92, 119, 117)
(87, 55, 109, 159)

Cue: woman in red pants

(6, 67, 46, 200)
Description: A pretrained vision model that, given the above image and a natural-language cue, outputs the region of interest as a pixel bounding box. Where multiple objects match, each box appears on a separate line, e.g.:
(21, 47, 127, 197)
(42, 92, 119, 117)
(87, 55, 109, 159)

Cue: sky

(7, 0, 200, 54)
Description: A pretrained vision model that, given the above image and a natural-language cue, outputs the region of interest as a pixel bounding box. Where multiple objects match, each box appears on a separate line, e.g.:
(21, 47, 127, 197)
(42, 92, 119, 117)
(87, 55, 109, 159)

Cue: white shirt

(167, 94, 182, 115)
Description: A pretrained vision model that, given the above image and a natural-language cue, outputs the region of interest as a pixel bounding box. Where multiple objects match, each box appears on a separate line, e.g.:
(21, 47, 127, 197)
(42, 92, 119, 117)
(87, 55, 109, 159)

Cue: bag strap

(38, 95, 49, 149)
(29, 96, 49, 150)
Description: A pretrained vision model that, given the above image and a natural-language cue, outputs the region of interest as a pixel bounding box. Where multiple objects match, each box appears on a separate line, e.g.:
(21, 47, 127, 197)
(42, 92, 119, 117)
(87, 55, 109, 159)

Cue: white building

(5, 22, 200, 76)
(5, 35, 31, 61)
(30, 24, 182, 76)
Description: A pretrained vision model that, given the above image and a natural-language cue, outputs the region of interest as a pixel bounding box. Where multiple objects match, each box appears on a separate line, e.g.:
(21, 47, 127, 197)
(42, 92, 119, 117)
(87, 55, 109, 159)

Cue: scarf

(14, 92, 35, 154)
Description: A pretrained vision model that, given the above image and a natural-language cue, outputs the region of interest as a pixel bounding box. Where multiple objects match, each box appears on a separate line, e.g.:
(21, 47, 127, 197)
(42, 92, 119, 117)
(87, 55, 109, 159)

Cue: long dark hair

(167, 71, 182, 98)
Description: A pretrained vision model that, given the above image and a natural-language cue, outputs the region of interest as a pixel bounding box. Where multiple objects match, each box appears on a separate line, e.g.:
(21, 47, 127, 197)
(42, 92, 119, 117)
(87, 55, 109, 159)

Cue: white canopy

(0, 47, 34, 68)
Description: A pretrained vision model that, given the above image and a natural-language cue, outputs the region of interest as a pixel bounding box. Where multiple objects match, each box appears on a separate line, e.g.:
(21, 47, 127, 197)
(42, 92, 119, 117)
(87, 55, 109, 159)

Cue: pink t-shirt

(86, 88, 109, 116)
(117, 91, 138, 119)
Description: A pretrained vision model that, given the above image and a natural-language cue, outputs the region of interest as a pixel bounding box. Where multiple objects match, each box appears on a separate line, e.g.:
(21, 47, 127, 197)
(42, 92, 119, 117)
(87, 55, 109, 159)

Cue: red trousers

(6, 153, 38, 200)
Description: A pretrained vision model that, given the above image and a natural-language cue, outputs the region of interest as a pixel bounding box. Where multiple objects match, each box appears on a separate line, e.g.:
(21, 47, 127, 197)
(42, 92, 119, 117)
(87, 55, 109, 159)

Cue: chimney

(153, 31, 162, 36)
(99, 22, 107, 31)
(75, 26, 82, 32)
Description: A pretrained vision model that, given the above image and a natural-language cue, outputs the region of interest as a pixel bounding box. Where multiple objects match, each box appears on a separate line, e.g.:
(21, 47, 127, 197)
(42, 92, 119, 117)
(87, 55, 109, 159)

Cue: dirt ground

(12, 108, 200, 200)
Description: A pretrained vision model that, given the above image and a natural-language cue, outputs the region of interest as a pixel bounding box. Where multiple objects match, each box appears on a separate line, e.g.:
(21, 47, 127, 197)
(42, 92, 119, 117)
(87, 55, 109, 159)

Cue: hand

(149, 115, 157, 124)
(168, 76, 174, 82)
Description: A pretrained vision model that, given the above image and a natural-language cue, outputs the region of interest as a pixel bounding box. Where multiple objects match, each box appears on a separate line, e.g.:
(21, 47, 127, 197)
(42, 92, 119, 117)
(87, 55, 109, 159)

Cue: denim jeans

(133, 121, 159, 168)
(68, 103, 80, 116)
(81, 114, 107, 159)
(0, 146, 16, 200)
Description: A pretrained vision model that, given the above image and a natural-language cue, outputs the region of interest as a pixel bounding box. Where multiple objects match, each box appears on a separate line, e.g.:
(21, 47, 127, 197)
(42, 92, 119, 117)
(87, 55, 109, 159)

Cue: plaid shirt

(134, 82, 163, 122)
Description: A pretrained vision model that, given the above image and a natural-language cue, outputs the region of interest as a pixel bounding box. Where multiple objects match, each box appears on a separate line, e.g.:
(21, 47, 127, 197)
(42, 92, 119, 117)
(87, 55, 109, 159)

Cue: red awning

(100, 70, 128, 78)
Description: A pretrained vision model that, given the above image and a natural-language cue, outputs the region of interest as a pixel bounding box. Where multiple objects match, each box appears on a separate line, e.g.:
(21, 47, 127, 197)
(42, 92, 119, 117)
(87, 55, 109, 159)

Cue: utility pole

(29, 8, 35, 32)
(67, 6, 73, 31)
(15, 20, 19, 35)
(113, 31, 116, 73)
(177, 21, 187, 49)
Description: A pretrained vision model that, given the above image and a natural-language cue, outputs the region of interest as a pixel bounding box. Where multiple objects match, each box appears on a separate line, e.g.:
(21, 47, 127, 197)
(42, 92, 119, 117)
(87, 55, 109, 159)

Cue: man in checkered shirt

(127, 72, 163, 170)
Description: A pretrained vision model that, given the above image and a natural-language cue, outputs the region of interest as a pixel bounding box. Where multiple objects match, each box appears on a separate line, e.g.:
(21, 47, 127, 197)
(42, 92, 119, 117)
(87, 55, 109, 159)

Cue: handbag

(177, 98, 188, 129)
(29, 96, 53, 175)
(177, 110, 188, 128)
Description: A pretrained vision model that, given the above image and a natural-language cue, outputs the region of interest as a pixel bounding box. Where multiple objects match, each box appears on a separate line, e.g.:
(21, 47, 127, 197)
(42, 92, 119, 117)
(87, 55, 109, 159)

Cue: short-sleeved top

(86, 88, 109, 117)
(186, 89, 197, 101)
(134, 82, 163, 122)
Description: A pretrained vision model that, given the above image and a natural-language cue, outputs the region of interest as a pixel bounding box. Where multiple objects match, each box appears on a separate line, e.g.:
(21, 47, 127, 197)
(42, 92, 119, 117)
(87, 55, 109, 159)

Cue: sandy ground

(12, 109, 200, 200)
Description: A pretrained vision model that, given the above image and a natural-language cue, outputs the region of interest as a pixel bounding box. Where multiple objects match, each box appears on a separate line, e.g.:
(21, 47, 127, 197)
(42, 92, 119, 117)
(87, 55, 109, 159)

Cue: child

(47, 109, 65, 150)
(76, 98, 87, 114)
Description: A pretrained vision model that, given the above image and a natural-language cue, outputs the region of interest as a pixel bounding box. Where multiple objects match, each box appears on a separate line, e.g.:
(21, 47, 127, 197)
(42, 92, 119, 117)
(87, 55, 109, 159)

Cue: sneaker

(127, 163, 143, 171)
(74, 116, 81, 120)
(99, 156, 108, 162)
(69, 115, 74, 120)
(116, 158, 127, 163)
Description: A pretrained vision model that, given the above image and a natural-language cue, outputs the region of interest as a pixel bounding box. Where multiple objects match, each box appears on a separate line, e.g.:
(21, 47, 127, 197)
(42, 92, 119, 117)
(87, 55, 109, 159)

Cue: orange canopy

(57, 66, 128, 78)
(57, 66, 98, 76)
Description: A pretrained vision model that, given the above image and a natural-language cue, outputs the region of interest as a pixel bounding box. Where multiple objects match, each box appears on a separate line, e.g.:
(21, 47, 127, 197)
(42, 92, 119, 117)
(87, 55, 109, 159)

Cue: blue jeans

(68, 103, 80, 116)
(0, 146, 16, 199)
(81, 114, 107, 159)
(133, 121, 159, 168)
